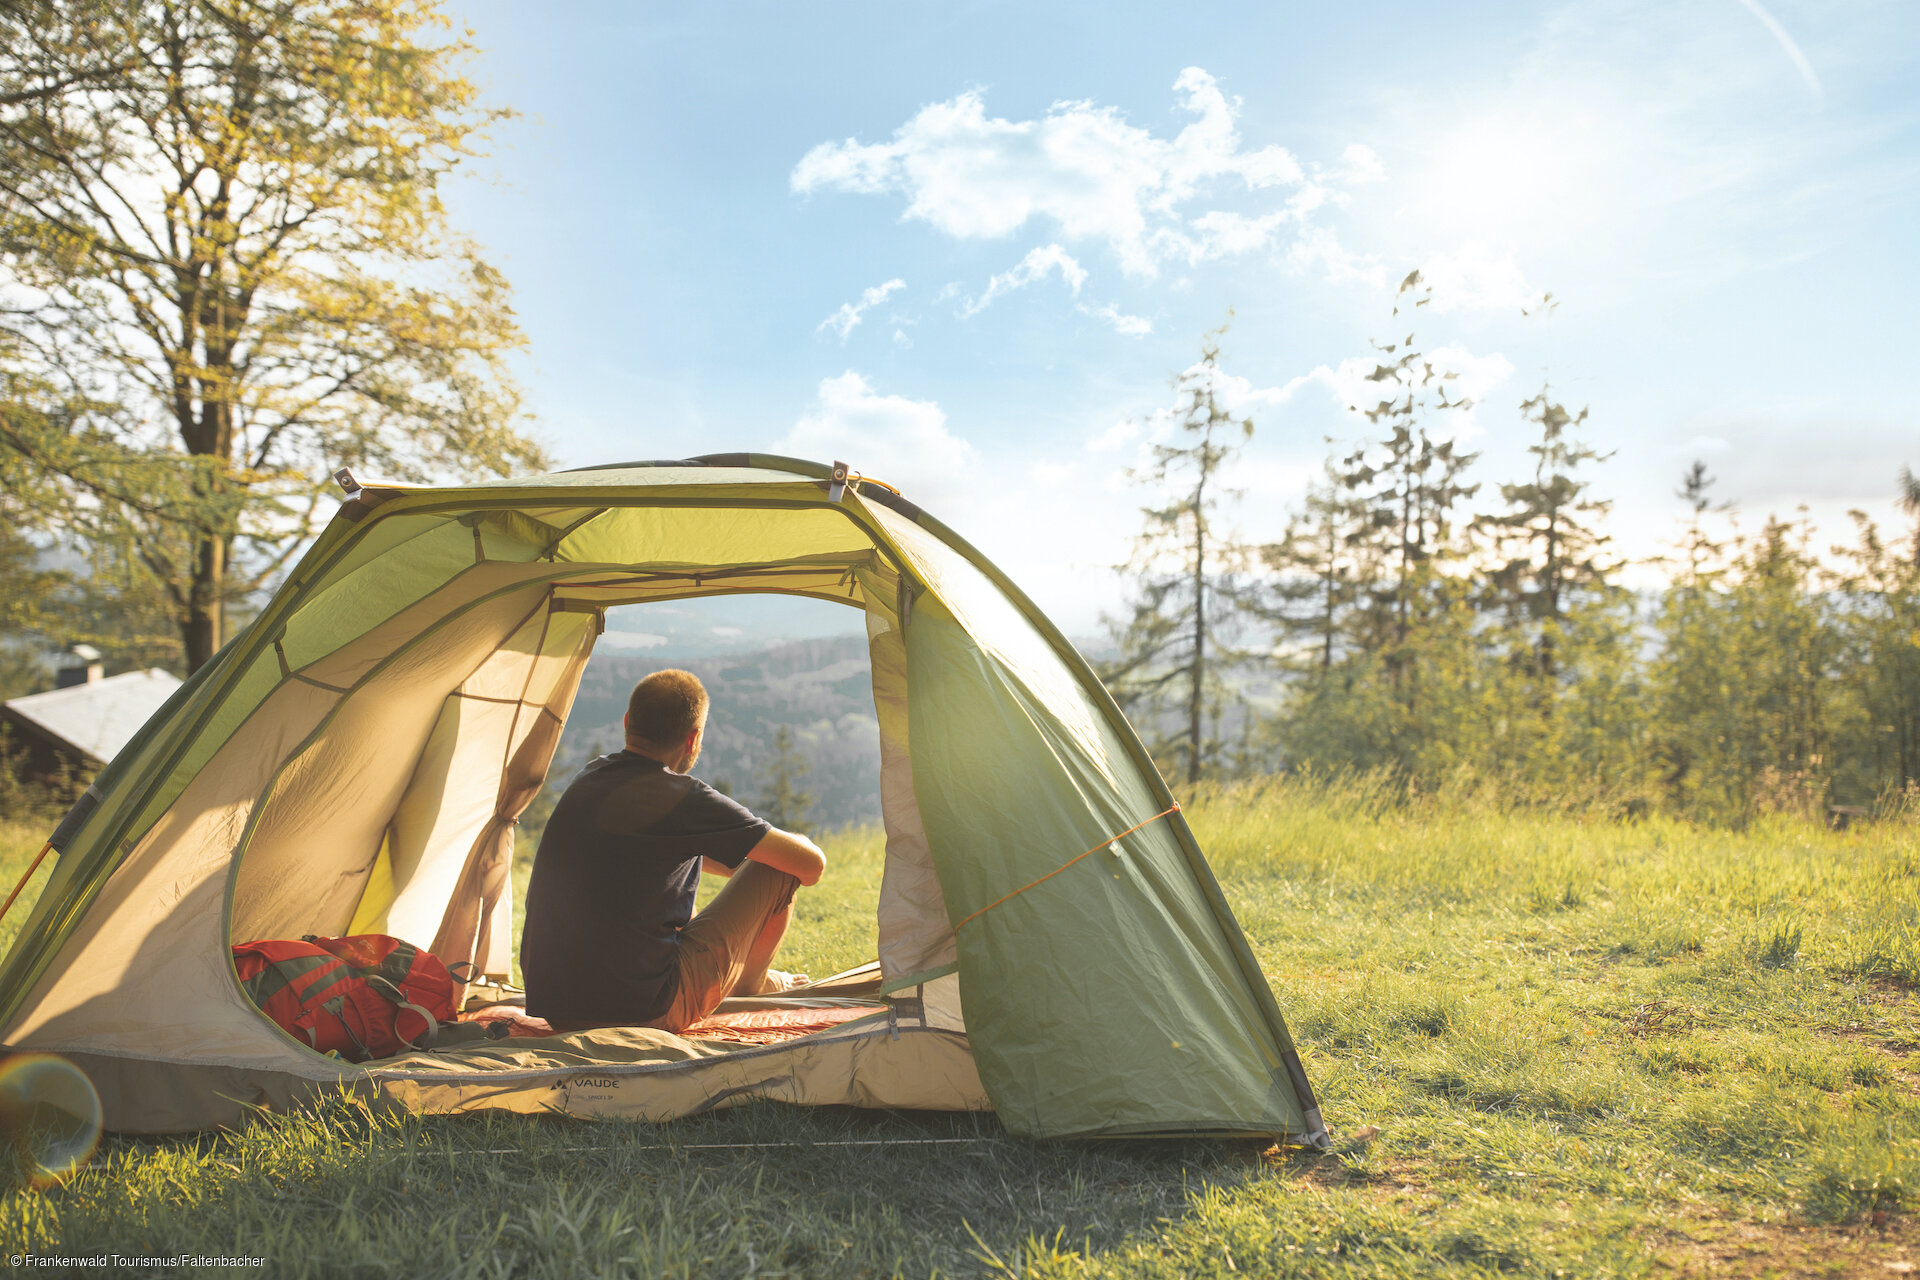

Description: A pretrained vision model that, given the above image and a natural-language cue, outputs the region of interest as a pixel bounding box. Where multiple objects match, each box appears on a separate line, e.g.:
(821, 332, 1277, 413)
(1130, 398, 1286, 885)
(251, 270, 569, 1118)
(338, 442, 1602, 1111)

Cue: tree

(1103, 323, 1257, 785)
(1671, 459, 1731, 588)
(1477, 387, 1616, 678)
(1829, 466, 1920, 802)
(1651, 513, 1841, 819)
(756, 725, 815, 832)
(1327, 280, 1480, 704)
(0, 0, 546, 672)
(1260, 467, 1360, 678)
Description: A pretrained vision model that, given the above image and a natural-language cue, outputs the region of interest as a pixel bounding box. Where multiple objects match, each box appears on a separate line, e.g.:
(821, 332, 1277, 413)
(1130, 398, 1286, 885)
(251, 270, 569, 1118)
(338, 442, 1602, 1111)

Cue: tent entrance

(226, 549, 952, 1015)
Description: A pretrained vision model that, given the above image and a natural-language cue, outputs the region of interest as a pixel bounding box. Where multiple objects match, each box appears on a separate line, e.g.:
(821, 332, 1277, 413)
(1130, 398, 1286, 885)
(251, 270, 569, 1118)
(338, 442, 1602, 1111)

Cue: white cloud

(794, 68, 1368, 278)
(1136, 342, 1516, 443)
(961, 244, 1086, 316)
(1077, 301, 1152, 336)
(1335, 143, 1387, 186)
(1286, 226, 1389, 288)
(774, 372, 976, 507)
(1420, 242, 1540, 313)
(1086, 418, 1141, 452)
(816, 277, 906, 342)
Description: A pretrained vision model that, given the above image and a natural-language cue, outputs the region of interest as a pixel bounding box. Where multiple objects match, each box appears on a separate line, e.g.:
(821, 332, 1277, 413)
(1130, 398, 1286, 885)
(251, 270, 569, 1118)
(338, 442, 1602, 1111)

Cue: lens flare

(0, 1052, 102, 1188)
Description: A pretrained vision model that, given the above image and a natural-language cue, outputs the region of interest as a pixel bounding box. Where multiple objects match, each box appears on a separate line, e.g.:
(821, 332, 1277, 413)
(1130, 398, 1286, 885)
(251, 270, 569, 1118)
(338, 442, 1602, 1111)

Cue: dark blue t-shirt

(521, 751, 770, 1024)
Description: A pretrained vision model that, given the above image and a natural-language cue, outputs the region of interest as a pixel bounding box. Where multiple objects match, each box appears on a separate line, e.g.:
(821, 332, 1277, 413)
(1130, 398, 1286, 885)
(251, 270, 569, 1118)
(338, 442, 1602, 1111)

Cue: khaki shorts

(652, 859, 799, 1033)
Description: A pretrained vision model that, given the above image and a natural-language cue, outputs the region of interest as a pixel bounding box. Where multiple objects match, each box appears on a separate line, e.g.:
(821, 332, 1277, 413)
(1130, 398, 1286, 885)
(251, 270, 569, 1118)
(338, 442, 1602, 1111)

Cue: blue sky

(443, 0, 1918, 637)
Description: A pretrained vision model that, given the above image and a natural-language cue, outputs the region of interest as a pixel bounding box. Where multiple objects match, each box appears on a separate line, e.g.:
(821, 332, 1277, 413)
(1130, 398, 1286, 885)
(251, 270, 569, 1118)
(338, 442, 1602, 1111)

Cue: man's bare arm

(743, 828, 826, 885)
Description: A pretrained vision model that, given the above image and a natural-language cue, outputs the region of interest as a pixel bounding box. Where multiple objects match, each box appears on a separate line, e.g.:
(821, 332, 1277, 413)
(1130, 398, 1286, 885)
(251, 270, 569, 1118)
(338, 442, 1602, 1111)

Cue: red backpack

(233, 934, 472, 1062)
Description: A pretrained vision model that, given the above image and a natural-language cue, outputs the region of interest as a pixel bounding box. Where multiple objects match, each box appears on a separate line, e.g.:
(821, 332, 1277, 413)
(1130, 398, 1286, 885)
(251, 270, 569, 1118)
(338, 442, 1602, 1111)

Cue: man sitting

(521, 669, 826, 1033)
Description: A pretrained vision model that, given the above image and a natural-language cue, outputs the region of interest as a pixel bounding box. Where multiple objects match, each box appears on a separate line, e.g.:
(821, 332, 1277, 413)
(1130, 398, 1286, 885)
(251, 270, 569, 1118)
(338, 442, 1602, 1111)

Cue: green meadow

(2, 778, 1917, 1278)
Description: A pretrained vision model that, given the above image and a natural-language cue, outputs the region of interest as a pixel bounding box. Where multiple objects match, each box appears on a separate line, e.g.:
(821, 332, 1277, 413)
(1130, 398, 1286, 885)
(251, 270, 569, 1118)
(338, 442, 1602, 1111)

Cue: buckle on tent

(333, 468, 362, 496)
(828, 460, 850, 503)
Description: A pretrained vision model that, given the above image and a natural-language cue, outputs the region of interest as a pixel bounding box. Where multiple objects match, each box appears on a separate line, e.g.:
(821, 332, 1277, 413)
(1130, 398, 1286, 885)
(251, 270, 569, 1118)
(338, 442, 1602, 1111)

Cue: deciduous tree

(0, 0, 546, 672)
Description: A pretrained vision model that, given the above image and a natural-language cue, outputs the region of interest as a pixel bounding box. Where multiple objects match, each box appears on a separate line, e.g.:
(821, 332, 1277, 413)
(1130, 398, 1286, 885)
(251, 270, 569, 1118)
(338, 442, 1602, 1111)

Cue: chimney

(55, 644, 104, 689)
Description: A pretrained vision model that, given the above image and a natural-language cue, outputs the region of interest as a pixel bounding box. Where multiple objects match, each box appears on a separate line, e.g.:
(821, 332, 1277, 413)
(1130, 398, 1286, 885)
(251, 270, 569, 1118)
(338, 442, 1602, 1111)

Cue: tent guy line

(951, 803, 1182, 933)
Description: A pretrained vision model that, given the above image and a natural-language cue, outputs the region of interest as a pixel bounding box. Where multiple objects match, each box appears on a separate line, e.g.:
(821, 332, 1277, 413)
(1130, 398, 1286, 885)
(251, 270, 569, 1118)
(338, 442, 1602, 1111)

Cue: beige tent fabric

(8, 581, 550, 1071)
(369, 1018, 985, 1124)
(375, 694, 514, 945)
(430, 606, 596, 980)
(232, 588, 553, 943)
(56, 1011, 984, 1133)
(6, 677, 347, 1060)
(865, 599, 956, 980)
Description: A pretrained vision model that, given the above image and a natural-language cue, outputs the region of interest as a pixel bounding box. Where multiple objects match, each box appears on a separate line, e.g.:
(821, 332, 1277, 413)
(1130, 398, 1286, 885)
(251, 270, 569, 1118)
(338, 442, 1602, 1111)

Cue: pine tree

(1261, 468, 1359, 678)
(1330, 284, 1480, 708)
(1477, 387, 1616, 678)
(1104, 323, 1257, 785)
(1267, 278, 1484, 775)
(1673, 460, 1731, 588)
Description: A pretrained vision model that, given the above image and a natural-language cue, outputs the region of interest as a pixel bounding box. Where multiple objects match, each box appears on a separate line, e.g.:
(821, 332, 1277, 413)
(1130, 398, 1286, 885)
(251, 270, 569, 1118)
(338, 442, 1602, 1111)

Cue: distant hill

(547, 635, 882, 828)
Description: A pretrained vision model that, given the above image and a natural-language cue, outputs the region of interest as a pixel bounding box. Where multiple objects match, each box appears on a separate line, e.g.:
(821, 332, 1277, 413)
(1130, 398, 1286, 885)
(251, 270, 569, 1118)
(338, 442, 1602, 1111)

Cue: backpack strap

(366, 974, 439, 1049)
(320, 994, 372, 1060)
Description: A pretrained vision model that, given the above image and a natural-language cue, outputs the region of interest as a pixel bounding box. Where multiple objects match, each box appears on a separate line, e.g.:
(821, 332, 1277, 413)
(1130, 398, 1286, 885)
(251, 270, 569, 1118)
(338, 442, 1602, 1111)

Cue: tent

(0, 455, 1327, 1143)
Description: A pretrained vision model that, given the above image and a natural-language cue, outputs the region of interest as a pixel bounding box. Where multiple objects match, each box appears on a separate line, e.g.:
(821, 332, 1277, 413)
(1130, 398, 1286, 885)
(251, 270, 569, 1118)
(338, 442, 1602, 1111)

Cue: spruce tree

(1477, 388, 1616, 678)
(1331, 289, 1480, 709)
(1267, 278, 1483, 775)
(1261, 469, 1359, 678)
(1104, 323, 1257, 785)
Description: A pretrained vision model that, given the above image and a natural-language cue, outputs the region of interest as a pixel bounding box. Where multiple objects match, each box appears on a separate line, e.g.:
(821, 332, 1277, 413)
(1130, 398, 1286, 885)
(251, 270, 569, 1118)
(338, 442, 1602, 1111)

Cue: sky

(441, 0, 1918, 639)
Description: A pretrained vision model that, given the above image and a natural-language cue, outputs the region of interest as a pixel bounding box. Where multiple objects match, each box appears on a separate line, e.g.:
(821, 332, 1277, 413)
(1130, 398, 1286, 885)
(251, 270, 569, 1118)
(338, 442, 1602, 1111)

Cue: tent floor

(59, 966, 984, 1133)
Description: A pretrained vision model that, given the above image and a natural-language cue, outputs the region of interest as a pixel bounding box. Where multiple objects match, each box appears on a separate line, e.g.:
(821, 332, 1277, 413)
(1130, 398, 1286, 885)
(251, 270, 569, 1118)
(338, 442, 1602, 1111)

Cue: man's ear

(624, 712, 634, 737)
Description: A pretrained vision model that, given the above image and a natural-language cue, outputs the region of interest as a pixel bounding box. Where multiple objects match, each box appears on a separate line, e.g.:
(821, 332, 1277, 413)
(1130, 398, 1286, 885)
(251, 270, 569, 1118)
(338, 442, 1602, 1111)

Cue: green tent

(0, 456, 1326, 1142)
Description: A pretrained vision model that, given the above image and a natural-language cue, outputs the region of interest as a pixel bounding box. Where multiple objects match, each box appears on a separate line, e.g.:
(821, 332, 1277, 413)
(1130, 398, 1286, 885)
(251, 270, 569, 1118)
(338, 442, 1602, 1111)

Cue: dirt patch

(1650, 1215, 1919, 1278)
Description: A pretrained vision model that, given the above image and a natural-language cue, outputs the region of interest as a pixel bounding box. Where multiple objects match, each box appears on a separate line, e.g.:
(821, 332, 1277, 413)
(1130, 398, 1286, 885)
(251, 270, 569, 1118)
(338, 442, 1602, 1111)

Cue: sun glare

(1419, 113, 1597, 243)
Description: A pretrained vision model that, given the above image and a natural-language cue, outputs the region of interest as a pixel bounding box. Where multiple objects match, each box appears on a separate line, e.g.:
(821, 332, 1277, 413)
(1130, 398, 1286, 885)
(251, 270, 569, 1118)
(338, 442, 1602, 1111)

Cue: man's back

(520, 750, 768, 1025)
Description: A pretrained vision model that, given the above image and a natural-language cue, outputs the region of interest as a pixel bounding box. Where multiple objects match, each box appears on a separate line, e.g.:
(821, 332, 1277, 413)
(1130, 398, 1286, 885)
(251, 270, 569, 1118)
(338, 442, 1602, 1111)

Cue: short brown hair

(627, 669, 709, 746)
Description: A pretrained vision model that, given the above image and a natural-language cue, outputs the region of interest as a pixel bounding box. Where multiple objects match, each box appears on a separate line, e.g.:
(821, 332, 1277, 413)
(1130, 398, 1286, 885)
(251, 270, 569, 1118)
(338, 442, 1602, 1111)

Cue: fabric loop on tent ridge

(949, 803, 1181, 935)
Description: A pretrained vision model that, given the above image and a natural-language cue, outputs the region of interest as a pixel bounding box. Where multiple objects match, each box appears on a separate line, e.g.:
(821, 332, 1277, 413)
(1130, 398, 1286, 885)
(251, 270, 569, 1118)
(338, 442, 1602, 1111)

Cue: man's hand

(744, 827, 826, 885)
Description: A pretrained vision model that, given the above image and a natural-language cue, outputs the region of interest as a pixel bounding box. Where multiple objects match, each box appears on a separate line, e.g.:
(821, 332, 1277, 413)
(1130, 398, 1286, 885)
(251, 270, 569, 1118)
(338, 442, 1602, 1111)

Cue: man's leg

(661, 860, 801, 1031)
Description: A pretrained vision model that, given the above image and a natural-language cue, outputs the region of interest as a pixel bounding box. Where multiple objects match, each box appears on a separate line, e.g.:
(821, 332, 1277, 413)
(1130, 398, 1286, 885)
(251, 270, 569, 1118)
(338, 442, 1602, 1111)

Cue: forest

(1105, 298, 1920, 825)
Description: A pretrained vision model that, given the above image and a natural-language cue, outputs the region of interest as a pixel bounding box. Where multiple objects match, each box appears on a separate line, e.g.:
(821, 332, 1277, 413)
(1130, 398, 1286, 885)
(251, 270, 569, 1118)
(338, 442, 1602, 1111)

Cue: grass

(2, 778, 1918, 1276)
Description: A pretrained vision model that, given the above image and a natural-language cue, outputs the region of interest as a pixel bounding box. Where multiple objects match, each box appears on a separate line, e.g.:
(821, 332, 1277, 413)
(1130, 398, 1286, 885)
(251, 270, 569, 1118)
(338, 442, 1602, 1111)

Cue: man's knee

(731, 858, 800, 908)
